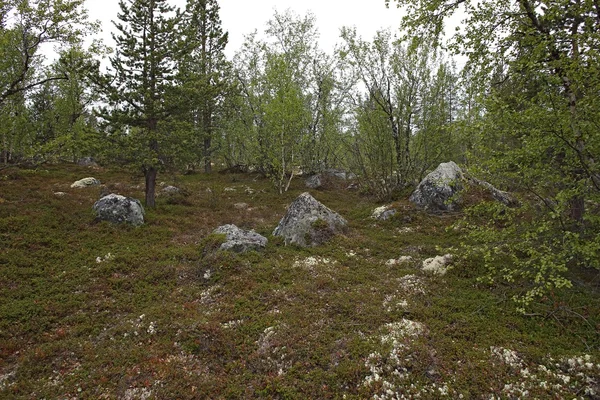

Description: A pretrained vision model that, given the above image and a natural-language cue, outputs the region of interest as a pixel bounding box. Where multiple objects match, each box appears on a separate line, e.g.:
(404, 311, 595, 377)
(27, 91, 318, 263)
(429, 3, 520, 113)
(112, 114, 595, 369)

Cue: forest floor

(0, 164, 599, 399)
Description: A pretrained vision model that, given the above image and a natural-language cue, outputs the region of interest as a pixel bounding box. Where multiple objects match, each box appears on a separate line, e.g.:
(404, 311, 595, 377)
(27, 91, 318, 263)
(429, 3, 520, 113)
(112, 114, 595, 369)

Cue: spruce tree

(102, 0, 181, 207)
(180, 0, 228, 173)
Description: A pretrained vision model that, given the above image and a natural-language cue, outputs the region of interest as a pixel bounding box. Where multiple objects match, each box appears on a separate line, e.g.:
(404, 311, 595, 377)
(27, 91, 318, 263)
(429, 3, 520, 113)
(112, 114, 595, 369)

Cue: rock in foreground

(71, 177, 101, 188)
(273, 192, 347, 246)
(409, 162, 464, 212)
(92, 194, 144, 226)
(213, 224, 267, 253)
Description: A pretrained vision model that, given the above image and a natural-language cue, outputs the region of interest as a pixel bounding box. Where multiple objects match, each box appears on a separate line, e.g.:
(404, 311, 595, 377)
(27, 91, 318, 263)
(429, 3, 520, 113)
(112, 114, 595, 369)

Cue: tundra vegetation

(0, 0, 599, 398)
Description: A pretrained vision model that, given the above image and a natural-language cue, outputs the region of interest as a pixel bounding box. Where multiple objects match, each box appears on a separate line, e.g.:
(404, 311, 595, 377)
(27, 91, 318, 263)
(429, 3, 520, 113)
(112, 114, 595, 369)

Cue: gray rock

(409, 162, 464, 212)
(273, 192, 347, 246)
(92, 194, 144, 226)
(379, 209, 397, 220)
(161, 185, 181, 194)
(325, 169, 356, 180)
(305, 174, 322, 189)
(468, 177, 520, 207)
(71, 177, 101, 189)
(77, 157, 98, 167)
(234, 202, 249, 210)
(213, 224, 267, 253)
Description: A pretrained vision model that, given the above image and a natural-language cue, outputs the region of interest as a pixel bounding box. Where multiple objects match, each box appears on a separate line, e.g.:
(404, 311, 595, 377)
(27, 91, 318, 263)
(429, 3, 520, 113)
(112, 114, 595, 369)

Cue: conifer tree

(179, 0, 228, 173)
(101, 0, 181, 207)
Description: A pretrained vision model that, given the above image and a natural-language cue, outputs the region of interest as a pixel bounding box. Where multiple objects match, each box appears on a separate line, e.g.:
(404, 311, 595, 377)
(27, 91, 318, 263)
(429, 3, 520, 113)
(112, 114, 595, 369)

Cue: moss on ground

(0, 164, 598, 399)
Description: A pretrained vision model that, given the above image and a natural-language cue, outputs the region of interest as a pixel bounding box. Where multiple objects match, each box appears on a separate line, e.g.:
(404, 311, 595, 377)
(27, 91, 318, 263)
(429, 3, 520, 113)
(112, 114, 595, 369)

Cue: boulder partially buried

(409, 162, 464, 212)
(273, 192, 347, 246)
(92, 194, 144, 226)
(71, 177, 101, 188)
(213, 224, 267, 253)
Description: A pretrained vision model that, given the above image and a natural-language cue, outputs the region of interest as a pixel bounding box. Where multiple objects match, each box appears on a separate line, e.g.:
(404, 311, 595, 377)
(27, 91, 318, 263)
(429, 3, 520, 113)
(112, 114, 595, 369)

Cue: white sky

(85, 0, 407, 58)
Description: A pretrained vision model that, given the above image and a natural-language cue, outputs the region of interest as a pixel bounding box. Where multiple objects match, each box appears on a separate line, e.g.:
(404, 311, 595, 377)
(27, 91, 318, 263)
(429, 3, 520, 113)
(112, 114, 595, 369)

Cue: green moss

(0, 164, 597, 399)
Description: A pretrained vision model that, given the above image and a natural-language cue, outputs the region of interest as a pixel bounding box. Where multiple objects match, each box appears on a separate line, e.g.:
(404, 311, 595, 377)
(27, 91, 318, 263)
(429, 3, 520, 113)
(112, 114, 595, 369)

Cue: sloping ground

(0, 165, 598, 399)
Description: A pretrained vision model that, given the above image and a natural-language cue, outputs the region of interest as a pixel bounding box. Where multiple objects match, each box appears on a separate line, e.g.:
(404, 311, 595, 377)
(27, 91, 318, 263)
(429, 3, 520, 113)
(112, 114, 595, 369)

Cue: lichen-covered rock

(71, 177, 101, 188)
(305, 174, 322, 189)
(233, 202, 249, 210)
(409, 162, 464, 212)
(468, 177, 520, 207)
(325, 169, 356, 180)
(161, 185, 181, 194)
(92, 194, 144, 226)
(273, 192, 347, 246)
(77, 157, 98, 167)
(213, 224, 267, 253)
(371, 205, 397, 220)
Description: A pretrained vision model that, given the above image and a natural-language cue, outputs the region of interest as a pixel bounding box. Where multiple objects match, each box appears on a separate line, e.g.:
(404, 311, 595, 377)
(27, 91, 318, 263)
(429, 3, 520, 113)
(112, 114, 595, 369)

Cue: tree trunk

(204, 136, 212, 173)
(145, 166, 157, 208)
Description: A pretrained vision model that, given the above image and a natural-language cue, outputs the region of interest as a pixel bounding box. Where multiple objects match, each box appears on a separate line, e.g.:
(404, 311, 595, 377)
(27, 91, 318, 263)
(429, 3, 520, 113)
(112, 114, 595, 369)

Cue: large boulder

(71, 177, 101, 188)
(92, 194, 145, 226)
(273, 192, 347, 246)
(212, 224, 267, 253)
(409, 162, 464, 212)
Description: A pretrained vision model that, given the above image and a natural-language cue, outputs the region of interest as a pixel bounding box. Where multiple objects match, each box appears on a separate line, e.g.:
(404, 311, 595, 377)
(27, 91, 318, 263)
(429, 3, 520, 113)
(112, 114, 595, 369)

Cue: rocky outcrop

(71, 177, 101, 189)
(92, 194, 144, 226)
(409, 162, 464, 212)
(213, 224, 267, 253)
(273, 192, 347, 246)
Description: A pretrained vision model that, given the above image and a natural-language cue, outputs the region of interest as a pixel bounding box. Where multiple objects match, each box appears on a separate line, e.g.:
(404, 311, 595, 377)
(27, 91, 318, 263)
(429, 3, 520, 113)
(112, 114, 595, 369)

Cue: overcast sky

(84, 0, 406, 58)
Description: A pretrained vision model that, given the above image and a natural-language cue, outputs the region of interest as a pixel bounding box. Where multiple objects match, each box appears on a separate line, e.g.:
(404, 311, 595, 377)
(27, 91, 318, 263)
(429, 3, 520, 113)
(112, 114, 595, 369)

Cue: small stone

(234, 202, 249, 210)
(161, 185, 181, 194)
(213, 224, 267, 253)
(77, 157, 98, 167)
(71, 177, 101, 188)
(305, 174, 322, 189)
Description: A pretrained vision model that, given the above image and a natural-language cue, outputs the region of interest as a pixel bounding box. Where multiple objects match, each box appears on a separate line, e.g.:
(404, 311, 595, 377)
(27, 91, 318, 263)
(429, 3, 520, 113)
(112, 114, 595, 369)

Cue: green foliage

(390, 0, 600, 306)
(173, 0, 230, 173)
(0, 0, 98, 164)
(231, 10, 346, 192)
(339, 29, 459, 199)
(98, 0, 183, 207)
